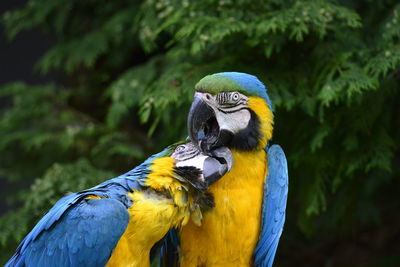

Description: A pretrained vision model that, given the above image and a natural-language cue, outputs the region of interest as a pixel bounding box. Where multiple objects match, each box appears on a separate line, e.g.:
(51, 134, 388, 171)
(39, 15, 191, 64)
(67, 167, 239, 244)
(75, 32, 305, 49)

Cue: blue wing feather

(157, 228, 179, 267)
(254, 144, 289, 267)
(6, 194, 129, 267)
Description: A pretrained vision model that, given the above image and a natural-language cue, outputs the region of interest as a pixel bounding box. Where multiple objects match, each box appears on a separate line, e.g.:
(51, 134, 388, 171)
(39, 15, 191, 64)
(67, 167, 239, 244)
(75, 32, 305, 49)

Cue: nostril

(205, 93, 212, 100)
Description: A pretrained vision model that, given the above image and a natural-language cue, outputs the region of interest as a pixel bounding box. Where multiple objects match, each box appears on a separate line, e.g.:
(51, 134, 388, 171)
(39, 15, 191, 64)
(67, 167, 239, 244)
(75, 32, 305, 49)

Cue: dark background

(0, 0, 51, 216)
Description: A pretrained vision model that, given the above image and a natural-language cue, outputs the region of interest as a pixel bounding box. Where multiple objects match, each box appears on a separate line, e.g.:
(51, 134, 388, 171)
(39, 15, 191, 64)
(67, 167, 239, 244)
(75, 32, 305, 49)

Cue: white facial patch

(214, 108, 251, 134)
(175, 154, 207, 171)
(199, 91, 251, 134)
(175, 155, 207, 182)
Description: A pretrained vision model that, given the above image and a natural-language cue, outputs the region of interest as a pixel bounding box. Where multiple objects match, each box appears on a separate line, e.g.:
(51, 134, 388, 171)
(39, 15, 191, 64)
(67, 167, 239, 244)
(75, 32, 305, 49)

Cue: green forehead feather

(195, 75, 249, 95)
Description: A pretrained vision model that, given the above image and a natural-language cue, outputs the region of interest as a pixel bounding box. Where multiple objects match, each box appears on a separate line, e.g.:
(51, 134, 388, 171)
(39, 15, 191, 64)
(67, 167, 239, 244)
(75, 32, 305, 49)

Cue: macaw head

(169, 140, 233, 191)
(188, 72, 274, 153)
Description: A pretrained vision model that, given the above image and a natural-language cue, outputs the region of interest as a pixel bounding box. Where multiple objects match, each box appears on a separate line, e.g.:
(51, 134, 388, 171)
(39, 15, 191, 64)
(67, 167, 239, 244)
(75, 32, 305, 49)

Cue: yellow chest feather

(107, 190, 191, 267)
(180, 149, 267, 266)
(107, 157, 192, 267)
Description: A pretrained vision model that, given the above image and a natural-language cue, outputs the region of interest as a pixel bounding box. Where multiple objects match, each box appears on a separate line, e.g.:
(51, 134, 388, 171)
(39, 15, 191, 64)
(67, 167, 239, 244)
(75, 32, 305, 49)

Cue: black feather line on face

(195, 192, 215, 211)
(173, 166, 206, 190)
(230, 109, 261, 151)
(173, 166, 215, 210)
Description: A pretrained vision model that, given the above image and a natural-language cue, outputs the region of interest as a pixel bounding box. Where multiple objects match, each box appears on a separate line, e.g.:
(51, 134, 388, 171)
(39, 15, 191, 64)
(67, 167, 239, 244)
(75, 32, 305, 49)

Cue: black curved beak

(187, 95, 214, 147)
(202, 147, 233, 187)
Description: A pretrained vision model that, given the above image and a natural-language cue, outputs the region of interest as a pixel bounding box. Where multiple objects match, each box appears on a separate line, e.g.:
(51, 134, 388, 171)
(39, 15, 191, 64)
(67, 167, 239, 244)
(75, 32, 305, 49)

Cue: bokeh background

(1, 0, 399, 266)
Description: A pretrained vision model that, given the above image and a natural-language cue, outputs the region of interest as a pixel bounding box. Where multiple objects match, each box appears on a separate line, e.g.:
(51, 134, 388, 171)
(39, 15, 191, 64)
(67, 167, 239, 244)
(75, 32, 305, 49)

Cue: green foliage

(0, 159, 114, 246)
(1, 0, 399, 265)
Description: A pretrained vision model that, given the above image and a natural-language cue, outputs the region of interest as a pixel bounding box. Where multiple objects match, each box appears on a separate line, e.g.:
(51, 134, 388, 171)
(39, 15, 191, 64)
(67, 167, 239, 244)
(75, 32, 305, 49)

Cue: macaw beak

(188, 93, 234, 153)
(188, 94, 214, 147)
(179, 146, 233, 191)
(202, 146, 233, 187)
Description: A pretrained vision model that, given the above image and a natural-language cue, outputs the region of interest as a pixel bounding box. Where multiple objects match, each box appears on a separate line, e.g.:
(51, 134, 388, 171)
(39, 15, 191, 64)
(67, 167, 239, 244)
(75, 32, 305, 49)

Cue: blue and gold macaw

(6, 141, 233, 267)
(163, 72, 289, 266)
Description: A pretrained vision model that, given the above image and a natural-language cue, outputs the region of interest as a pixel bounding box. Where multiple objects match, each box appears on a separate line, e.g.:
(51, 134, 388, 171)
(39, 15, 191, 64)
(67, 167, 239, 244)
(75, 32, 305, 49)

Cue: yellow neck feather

(247, 96, 273, 149)
(144, 156, 194, 208)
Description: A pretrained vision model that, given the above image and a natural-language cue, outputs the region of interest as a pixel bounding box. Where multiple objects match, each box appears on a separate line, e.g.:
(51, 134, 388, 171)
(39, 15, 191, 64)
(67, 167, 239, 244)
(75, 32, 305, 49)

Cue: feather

(254, 145, 289, 267)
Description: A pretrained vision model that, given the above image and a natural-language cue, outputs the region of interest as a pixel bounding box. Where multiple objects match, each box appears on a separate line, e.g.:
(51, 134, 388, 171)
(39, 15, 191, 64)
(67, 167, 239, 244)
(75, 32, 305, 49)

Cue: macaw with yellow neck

(162, 72, 289, 266)
(6, 141, 233, 267)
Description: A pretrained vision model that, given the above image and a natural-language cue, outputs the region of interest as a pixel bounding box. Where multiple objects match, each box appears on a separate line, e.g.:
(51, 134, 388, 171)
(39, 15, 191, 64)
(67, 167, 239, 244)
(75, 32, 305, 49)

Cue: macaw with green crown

(161, 72, 289, 267)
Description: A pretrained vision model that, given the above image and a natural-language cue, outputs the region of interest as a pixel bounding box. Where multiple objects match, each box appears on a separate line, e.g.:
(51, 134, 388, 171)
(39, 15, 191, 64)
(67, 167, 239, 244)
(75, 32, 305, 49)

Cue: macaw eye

(232, 92, 240, 102)
(175, 145, 186, 153)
